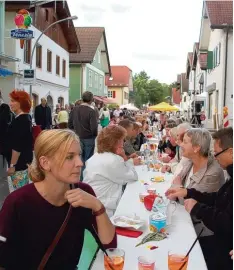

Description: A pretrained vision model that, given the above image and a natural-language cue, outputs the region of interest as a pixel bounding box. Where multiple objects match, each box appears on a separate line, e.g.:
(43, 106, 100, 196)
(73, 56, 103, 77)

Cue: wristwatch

(9, 164, 16, 168)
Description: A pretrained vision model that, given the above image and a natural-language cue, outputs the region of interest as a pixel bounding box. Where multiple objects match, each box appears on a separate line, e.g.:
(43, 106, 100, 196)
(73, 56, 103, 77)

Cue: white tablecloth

(91, 166, 207, 270)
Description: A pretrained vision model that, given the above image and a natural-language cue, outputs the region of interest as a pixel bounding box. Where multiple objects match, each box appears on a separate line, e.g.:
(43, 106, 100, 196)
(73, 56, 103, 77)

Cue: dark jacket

(34, 105, 52, 130)
(187, 164, 233, 269)
(69, 104, 98, 139)
(6, 114, 33, 171)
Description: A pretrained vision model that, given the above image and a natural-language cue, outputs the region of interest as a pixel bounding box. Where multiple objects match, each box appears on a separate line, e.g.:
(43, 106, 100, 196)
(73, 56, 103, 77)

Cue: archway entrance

(32, 93, 39, 109)
(58, 96, 64, 108)
(47, 95, 53, 112)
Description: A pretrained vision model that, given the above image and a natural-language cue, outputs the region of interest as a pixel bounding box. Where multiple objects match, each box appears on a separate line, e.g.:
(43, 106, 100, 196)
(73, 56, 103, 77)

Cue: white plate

(111, 215, 145, 230)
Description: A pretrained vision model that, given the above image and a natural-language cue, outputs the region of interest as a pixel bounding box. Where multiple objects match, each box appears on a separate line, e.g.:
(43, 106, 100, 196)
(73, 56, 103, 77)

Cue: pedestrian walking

(34, 98, 52, 130)
(69, 91, 98, 179)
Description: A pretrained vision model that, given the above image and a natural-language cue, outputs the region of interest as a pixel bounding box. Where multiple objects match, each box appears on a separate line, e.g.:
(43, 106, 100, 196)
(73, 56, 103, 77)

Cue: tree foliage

(132, 71, 174, 108)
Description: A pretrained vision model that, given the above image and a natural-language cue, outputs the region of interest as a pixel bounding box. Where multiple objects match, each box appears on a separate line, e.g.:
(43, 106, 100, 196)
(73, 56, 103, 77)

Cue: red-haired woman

(6, 90, 33, 191)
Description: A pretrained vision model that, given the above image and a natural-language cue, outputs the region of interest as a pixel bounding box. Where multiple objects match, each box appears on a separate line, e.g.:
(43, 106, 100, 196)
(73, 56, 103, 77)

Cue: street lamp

(29, 15, 78, 100)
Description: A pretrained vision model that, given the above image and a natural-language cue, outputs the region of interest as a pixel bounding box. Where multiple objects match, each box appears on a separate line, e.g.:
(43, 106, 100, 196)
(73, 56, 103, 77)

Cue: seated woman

(175, 128, 224, 191)
(160, 127, 178, 165)
(172, 128, 225, 236)
(158, 122, 177, 159)
(83, 125, 138, 217)
(161, 123, 192, 175)
(0, 129, 116, 269)
(133, 122, 146, 151)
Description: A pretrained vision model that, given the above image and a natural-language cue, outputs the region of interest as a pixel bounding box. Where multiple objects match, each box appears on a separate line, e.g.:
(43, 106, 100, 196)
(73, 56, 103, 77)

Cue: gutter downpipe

(0, 1, 5, 53)
(223, 26, 230, 107)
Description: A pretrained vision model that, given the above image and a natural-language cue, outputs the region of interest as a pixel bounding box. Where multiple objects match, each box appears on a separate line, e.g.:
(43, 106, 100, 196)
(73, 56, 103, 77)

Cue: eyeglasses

(214, 148, 229, 158)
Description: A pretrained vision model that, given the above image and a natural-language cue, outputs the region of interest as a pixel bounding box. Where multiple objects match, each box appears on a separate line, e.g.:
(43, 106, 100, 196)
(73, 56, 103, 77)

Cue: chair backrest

(77, 229, 99, 270)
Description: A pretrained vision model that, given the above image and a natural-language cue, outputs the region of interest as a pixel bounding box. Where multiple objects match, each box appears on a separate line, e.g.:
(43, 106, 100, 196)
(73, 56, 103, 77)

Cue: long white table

(91, 166, 207, 270)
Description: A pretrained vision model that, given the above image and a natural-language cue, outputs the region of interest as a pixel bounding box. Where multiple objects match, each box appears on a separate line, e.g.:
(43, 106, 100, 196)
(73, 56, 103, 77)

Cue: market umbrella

(148, 102, 179, 112)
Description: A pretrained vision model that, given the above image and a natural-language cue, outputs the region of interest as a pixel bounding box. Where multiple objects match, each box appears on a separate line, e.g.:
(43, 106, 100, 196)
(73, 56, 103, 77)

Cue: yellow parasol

(148, 102, 179, 112)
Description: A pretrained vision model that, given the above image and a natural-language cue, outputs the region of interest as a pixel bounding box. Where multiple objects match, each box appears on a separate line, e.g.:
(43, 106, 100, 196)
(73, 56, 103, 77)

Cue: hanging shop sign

(10, 9, 34, 49)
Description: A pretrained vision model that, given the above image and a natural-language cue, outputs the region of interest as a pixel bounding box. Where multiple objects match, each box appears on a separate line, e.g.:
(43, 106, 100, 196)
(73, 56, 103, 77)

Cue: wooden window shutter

(113, 91, 116, 98)
(207, 51, 213, 69)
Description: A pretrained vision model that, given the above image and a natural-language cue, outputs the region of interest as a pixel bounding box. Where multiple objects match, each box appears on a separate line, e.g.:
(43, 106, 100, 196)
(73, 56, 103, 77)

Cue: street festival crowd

(0, 89, 232, 269)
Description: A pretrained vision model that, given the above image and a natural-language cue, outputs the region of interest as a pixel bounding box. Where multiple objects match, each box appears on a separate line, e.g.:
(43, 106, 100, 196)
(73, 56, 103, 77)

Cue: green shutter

(207, 51, 213, 69)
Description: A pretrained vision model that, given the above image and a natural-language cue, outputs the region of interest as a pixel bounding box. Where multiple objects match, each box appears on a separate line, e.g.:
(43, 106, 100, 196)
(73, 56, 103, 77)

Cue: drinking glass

(104, 248, 125, 270)
(138, 256, 155, 270)
(168, 250, 189, 270)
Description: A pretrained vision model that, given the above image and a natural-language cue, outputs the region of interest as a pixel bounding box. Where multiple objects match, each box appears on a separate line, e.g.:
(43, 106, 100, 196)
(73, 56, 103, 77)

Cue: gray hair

(186, 128, 211, 157)
(177, 122, 191, 133)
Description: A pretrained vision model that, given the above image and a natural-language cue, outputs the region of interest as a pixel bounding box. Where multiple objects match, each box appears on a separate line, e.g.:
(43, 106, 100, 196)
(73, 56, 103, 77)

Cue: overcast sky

(67, 0, 203, 84)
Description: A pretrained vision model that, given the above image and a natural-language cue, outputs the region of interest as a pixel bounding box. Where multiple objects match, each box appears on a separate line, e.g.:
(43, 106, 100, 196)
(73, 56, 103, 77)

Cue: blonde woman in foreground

(0, 129, 116, 269)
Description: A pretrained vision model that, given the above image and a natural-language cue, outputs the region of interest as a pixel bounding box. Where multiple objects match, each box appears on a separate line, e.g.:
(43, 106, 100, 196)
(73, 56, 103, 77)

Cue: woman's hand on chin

(65, 188, 102, 211)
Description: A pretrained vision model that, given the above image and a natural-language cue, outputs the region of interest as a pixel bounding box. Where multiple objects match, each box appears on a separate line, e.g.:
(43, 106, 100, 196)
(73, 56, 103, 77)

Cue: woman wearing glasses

(166, 127, 233, 270)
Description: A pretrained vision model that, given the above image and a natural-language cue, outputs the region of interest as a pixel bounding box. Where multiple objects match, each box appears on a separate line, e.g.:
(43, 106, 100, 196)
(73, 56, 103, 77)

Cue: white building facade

(199, 1, 233, 128)
(2, 2, 80, 113)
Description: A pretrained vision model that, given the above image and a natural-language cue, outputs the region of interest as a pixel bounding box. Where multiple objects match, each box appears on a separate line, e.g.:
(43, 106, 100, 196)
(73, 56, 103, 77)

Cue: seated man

(118, 120, 140, 158)
(166, 127, 233, 270)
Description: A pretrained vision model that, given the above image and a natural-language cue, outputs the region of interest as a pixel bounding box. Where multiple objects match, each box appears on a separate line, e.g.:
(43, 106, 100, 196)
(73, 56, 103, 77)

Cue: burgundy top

(0, 183, 117, 270)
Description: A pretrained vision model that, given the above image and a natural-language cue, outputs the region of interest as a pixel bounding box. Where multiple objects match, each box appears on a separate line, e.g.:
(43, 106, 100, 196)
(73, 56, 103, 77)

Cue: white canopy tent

(120, 103, 139, 111)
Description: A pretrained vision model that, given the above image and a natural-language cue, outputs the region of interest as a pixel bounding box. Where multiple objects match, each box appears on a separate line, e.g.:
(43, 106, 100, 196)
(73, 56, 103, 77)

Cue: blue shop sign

(10, 29, 34, 40)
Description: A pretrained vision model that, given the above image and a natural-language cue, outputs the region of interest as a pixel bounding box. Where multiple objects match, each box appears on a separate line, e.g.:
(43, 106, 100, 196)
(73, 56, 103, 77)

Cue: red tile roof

(105, 66, 132, 87)
(172, 88, 181, 105)
(199, 53, 208, 70)
(206, 0, 233, 26)
(70, 27, 105, 63)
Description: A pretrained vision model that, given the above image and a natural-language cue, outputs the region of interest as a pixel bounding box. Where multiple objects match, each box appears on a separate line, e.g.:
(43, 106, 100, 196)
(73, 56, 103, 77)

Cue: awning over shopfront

(94, 95, 116, 104)
(101, 97, 116, 104)
(0, 67, 13, 77)
(94, 96, 104, 102)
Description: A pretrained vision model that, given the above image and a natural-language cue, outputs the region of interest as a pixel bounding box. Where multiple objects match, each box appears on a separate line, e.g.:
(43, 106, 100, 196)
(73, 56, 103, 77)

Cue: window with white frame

(99, 76, 103, 89)
(208, 93, 213, 119)
(108, 91, 113, 98)
(213, 43, 221, 68)
(217, 42, 221, 65)
(95, 73, 98, 88)
(89, 70, 92, 87)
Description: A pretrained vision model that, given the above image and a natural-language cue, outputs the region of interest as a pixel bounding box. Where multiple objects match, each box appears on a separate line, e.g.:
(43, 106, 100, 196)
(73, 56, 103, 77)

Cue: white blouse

(83, 152, 138, 217)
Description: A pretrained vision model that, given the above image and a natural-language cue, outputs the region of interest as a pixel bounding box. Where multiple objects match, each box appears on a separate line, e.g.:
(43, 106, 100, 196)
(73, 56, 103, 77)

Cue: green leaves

(132, 71, 173, 108)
